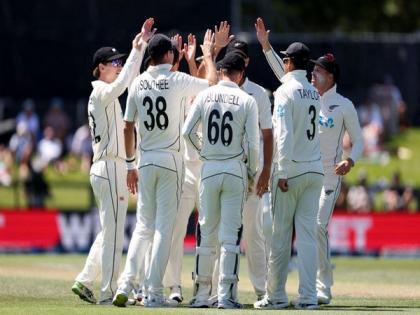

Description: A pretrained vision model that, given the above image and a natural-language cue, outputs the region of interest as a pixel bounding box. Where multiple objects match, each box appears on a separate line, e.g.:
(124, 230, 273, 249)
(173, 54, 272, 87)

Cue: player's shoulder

(334, 91, 355, 110)
(244, 78, 265, 93)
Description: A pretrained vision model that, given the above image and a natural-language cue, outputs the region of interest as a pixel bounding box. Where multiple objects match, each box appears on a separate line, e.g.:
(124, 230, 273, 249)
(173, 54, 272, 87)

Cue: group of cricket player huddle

(70, 16, 364, 310)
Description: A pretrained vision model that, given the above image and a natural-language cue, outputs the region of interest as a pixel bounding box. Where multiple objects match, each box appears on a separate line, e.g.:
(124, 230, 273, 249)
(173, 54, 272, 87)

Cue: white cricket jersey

(182, 80, 260, 176)
(263, 49, 363, 171)
(319, 85, 364, 168)
(241, 77, 272, 168)
(273, 70, 322, 179)
(88, 46, 146, 162)
(241, 78, 272, 130)
(183, 98, 202, 162)
(125, 64, 208, 153)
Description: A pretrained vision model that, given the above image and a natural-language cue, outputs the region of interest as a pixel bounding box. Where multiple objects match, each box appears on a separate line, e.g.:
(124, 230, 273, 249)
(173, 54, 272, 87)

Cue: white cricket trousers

(117, 150, 183, 299)
(76, 158, 128, 302)
(163, 160, 201, 289)
(317, 167, 341, 293)
(193, 160, 247, 304)
(267, 172, 323, 305)
(242, 173, 269, 297)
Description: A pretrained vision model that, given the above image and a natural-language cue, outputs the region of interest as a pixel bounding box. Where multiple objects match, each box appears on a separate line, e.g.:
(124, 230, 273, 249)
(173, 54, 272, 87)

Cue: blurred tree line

(242, 0, 420, 33)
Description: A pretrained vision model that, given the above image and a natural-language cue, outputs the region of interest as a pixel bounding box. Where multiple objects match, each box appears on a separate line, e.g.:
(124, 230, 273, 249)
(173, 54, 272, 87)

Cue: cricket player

(254, 42, 323, 310)
(71, 18, 155, 305)
(112, 30, 216, 308)
(255, 17, 364, 305)
(183, 52, 260, 309)
(163, 25, 233, 304)
(310, 54, 364, 305)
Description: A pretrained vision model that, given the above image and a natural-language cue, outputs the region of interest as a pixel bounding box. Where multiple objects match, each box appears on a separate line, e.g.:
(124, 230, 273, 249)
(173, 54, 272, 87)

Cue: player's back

(128, 64, 207, 153)
(198, 81, 255, 161)
(88, 80, 125, 162)
(274, 71, 321, 163)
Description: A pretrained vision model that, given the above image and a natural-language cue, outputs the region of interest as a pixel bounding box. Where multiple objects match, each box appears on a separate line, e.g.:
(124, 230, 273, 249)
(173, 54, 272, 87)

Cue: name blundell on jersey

(137, 79, 170, 90)
(297, 89, 320, 100)
(205, 92, 240, 106)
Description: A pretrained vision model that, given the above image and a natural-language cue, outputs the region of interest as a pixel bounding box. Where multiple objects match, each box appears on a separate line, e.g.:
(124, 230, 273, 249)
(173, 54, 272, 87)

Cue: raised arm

(184, 33, 198, 77)
(255, 17, 285, 81)
(200, 29, 218, 86)
(214, 21, 234, 59)
(97, 18, 156, 102)
(171, 34, 184, 72)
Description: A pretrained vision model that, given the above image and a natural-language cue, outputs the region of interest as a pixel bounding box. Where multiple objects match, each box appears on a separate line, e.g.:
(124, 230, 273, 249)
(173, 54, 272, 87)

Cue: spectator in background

(357, 95, 386, 161)
(9, 121, 34, 178)
(368, 74, 405, 138)
(70, 124, 93, 173)
(0, 145, 12, 186)
(44, 97, 71, 147)
(383, 171, 416, 211)
(16, 98, 40, 140)
(37, 126, 63, 169)
(347, 170, 373, 212)
(24, 157, 50, 208)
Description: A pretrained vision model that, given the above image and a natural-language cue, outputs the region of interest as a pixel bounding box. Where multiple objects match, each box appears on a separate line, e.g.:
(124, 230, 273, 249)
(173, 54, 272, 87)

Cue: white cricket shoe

(189, 297, 211, 308)
(317, 289, 332, 305)
(144, 296, 178, 308)
(71, 281, 97, 304)
(294, 302, 320, 310)
(218, 298, 243, 309)
(168, 286, 183, 303)
(253, 297, 289, 309)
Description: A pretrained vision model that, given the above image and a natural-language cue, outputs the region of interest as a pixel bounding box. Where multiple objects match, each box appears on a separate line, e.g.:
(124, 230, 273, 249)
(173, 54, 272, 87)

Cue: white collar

(280, 70, 307, 84)
(321, 84, 337, 98)
(147, 63, 172, 72)
(218, 80, 239, 88)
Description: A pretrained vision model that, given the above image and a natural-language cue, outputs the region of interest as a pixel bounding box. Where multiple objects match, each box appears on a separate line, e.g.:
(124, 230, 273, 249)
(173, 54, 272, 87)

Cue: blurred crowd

(0, 73, 417, 210)
(0, 97, 92, 207)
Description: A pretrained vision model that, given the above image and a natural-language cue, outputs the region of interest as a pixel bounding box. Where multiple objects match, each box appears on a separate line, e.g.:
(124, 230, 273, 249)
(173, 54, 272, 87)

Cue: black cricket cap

(280, 42, 310, 61)
(310, 53, 340, 81)
(147, 34, 173, 59)
(216, 52, 246, 71)
(226, 39, 249, 57)
(93, 47, 126, 68)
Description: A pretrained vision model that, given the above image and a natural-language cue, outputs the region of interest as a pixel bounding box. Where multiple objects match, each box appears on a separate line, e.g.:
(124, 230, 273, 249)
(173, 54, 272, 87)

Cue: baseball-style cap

(226, 39, 249, 58)
(93, 47, 126, 68)
(216, 52, 246, 71)
(280, 42, 310, 60)
(310, 53, 340, 80)
(147, 34, 173, 58)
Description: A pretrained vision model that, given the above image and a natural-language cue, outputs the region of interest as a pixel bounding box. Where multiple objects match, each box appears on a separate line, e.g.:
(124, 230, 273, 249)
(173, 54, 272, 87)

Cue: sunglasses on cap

(108, 59, 124, 67)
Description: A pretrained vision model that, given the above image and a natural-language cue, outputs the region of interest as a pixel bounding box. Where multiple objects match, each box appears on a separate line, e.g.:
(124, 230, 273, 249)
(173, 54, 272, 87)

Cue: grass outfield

(0, 255, 419, 314)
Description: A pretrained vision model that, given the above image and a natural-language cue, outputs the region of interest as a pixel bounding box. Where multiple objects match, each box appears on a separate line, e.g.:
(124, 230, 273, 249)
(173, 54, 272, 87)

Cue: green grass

(346, 128, 420, 187)
(0, 255, 419, 314)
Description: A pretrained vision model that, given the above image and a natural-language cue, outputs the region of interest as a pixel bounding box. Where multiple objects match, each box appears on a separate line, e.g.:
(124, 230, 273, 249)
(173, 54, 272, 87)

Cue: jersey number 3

(143, 96, 169, 131)
(208, 109, 233, 146)
(306, 105, 316, 140)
